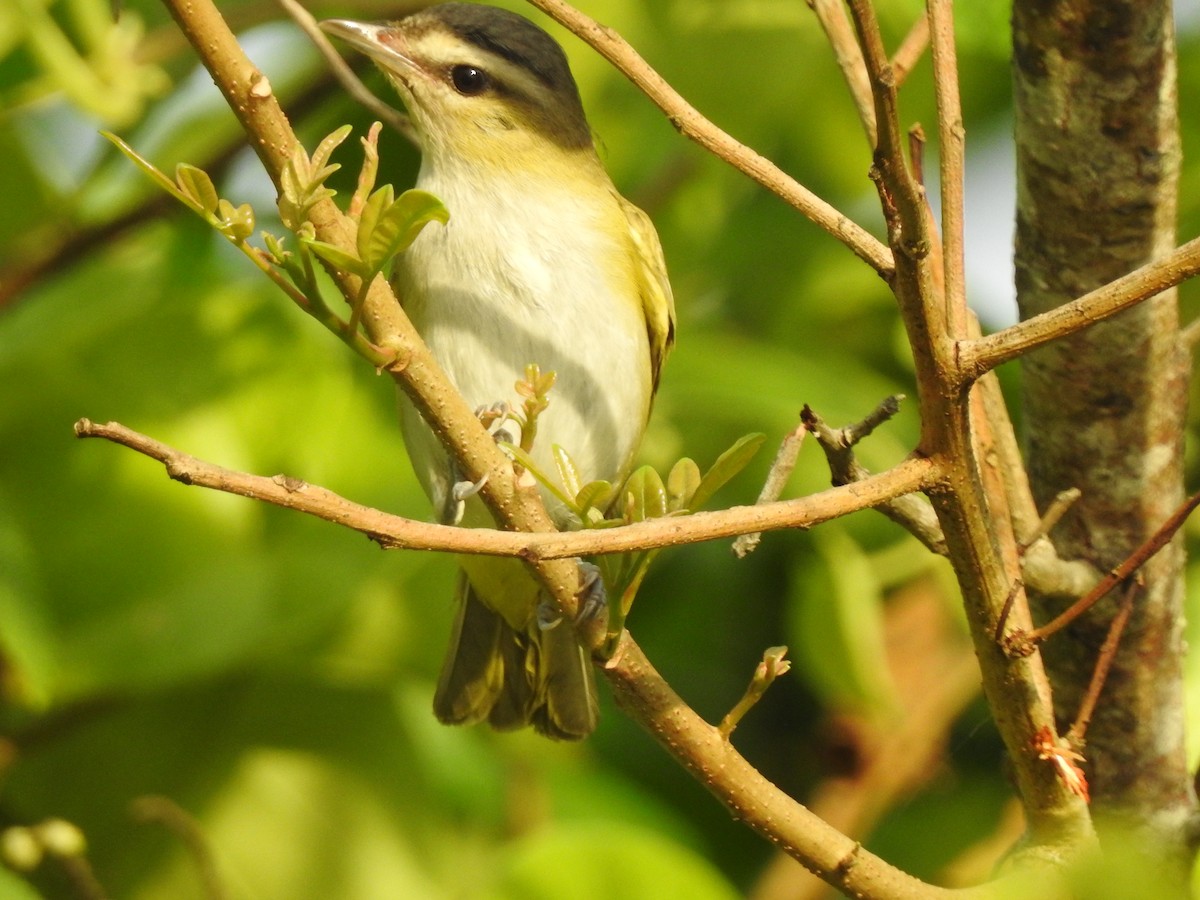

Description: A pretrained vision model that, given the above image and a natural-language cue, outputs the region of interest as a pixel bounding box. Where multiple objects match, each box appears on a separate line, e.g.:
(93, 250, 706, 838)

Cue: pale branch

(1181, 313, 1200, 348)
(159, 0, 586, 628)
(958, 233, 1200, 382)
(72, 418, 939, 560)
(1011, 489, 1200, 651)
(806, 0, 876, 143)
(275, 0, 414, 142)
(927, 0, 967, 340)
(1065, 580, 1138, 748)
(1020, 542, 1102, 601)
(801, 400, 948, 556)
(128, 5, 960, 889)
(521, 0, 894, 277)
(1018, 488, 1081, 553)
(890, 14, 930, 85)
(846, 0, 1092, 843)
(732, 422, 807, 559)
(973, 365, 1103, 598)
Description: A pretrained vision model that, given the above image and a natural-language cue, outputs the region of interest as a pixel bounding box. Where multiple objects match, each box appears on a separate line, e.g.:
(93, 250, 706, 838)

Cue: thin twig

(522, 0, 893, 276)
(927, 0, 967, 340)
(801, 401, 948, 556)
(993, 578, 1025, 644)
(891, 14, 930, 85)
(1066, 580, 1138, 747)
(733, 423, 807, 558)
(1018, 488, 1082, 552)
(1180, 314, 1200, 348)
(718, 647, 791, 739)
(804, 395, 905, 450)
(131, 796, 228, 900)
(806, 0, 875, 143)
(959, 233, 1200, 382)
(1022, 488, 1200, 647)
(277, 0, 415, 143)
(73, 418, 939, 559)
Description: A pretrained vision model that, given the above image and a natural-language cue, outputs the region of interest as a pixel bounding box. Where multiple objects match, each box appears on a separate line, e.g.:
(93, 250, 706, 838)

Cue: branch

(973, 359, 1102, 598)
(927, 0, 966, 340)
(102, 3, 957, 885)
(275, 0, 414, 142)
(522, 0, 894, 276)
(802, 400, 948, 556)
(602, 638, 965, 900)
(732, 422, 807, 558)
(890, 15, 930, 85)
(73, 418, 938, 560)
(1010, 488, 1200, 651)
(844, 0, 1094, 845)
(158, 0, 590, 629)
(958, 233, 1200, 381)
(807, 0, 875, 143)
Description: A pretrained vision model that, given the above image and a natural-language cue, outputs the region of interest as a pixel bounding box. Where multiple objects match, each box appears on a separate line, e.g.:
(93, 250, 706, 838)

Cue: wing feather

(619, 196, 675, 391)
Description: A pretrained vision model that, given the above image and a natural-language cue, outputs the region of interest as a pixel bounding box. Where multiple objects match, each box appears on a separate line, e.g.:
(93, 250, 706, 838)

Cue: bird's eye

(450, 65, 489, 95)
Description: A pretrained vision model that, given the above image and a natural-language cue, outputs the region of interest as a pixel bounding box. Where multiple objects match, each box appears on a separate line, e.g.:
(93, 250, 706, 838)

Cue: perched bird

(322, 3, 674, 739)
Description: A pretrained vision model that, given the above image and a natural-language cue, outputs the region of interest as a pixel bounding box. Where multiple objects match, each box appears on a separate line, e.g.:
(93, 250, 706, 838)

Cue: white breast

(395, 159, 653, 526)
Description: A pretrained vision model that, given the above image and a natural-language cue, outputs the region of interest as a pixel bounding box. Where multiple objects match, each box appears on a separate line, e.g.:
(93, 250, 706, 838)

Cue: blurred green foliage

(2, 0, 1200, 897)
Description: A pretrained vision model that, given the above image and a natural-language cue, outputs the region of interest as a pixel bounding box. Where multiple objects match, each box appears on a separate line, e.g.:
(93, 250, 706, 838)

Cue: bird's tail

(433, 576, 598, 740)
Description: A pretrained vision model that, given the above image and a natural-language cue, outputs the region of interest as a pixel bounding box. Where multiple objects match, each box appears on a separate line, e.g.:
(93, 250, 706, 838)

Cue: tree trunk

(1012, 0, 1195, 884)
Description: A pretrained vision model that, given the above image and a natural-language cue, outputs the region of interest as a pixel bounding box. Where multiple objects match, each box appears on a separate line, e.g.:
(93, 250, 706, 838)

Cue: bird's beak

(319, 19, 418, 76)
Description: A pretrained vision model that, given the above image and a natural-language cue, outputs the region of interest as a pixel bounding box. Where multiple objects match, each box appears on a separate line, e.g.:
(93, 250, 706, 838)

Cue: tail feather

(433, 577, 598, 740)
(433, 576, 505, 725)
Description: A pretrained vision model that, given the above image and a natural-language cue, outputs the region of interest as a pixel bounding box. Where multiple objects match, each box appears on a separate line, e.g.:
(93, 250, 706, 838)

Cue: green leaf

(786, 528, 895, 713)
(689, 432, 765, 511)
(262, 231, 287, 264)
(622, 466, 668, 522)
(666, 458, 702, 512)
(311, 124, 353, 175)
(278, 132, 344, 228)
(553, 445, 583, 500)
(356, 184, 395, 269)
(216, 198, 255, 242)
(305, 239, 367, 278)
(101, 130, 196, 210)
(175, 163, 219, 215)
(574, 480, 615, 521)
(358, 188, 449, 275)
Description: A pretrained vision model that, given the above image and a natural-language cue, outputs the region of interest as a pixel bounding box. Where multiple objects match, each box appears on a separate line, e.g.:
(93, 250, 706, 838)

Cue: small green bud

(34, 819, 87, 858)
(1, 827, 42, 871)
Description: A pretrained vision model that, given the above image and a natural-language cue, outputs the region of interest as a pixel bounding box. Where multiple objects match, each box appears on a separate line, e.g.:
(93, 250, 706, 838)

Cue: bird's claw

(445, 471, 489, 525)
(575, 561, 607, 624)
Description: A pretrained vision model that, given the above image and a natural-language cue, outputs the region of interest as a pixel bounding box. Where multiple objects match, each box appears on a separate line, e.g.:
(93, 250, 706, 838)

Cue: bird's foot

(575, 561, 607, 624)
(443, 403, 515, 524)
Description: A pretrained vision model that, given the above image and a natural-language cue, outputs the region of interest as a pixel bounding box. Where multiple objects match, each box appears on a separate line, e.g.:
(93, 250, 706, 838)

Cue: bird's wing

(620, 196, 676, 391)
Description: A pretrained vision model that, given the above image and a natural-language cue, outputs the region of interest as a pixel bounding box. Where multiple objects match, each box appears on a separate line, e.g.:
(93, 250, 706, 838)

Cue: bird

(321, 2, 674, 739)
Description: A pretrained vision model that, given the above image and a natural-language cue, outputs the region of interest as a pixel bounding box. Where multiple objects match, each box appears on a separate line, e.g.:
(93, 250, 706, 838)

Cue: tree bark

(1012, 0, 1195, 883)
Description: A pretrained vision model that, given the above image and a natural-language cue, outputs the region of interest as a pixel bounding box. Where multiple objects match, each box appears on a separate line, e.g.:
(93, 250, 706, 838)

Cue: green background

(2, 1, 1200, 897)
